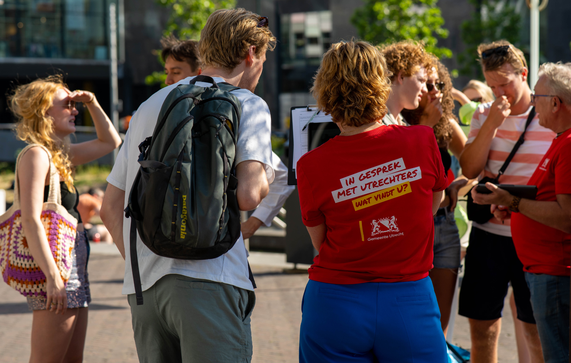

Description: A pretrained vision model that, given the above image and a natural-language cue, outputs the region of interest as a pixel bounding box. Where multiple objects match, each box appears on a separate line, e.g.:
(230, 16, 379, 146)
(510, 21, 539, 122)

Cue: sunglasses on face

(64, 100, 76, 110)
(426, 82, 445, 92)
(257, 16, 269, 28)
(470, 97, 483, 103)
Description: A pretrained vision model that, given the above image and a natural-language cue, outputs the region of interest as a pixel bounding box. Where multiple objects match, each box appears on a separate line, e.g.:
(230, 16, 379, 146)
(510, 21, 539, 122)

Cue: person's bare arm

(448, 119, 467, 159)
(459, 96, 511, 178)
(100, 184, 126, 259)
(452, 88, 471, 106)
(472, 183, 571, 233)
(236, 160, 269, 211)
(69, 91, 122, 166)
(433, 190, 445, 215)
(19, 147, 68, 313)
(306, 223, 326, 251)
(241, 217, 264, 239)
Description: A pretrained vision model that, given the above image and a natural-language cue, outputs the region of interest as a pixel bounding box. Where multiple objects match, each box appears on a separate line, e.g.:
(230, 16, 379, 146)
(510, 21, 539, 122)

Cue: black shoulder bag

(467, 107, 535, 224)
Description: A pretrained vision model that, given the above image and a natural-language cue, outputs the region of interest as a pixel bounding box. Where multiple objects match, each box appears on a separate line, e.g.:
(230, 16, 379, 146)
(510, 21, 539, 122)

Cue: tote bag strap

(14, 144, 61, 205)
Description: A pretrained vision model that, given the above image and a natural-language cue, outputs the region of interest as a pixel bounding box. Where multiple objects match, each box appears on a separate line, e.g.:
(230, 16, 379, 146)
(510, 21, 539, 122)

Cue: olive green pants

(127, 274, 255, 363)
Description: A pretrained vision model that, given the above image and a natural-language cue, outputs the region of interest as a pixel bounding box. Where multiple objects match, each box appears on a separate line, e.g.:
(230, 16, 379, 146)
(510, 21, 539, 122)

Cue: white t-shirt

(251, 152, 295, 226)
(107, 76, 275, 294)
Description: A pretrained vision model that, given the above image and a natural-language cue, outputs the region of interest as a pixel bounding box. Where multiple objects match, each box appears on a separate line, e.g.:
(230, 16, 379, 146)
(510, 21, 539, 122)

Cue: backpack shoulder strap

(218, 82, 240, 93)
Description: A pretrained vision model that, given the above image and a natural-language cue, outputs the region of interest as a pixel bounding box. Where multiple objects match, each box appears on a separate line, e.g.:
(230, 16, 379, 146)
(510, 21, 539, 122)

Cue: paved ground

(0, 244, 521, 363)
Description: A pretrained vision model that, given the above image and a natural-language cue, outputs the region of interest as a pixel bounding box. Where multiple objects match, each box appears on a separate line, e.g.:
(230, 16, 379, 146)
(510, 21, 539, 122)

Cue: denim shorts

(525, 272, 570, 362)
(27, 230, 91, 310)
(432, 209, 461, 269)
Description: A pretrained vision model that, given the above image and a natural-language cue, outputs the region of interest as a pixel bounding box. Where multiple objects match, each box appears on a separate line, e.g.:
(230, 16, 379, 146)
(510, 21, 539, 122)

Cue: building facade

(0, 0, 569, 160)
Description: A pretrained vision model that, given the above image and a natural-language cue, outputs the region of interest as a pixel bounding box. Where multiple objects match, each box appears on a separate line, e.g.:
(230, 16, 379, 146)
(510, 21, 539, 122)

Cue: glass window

(0, 0, 113, 60)
(280, 10, 332, 69)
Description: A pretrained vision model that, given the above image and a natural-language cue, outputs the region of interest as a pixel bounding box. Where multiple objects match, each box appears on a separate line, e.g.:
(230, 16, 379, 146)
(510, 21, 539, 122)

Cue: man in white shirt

(101, 9, 277, 363)
(158, 35, 294, 239)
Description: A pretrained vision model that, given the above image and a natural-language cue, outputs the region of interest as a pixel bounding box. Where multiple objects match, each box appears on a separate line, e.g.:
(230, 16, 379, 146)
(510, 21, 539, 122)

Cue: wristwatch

(509, 196, 522, 212)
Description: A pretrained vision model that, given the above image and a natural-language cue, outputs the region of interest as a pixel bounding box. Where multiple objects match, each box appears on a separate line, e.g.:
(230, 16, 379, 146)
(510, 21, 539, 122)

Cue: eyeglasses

(257, 16, 269, 28)
(64, 100, 76, 110)
(426, 82, 445, 92)
(481, 45, 526, 69)
(530, 93, 561, 104)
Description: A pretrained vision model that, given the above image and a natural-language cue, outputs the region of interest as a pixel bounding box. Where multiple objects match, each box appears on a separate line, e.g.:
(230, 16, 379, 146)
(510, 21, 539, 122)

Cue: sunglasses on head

(257, 16, 269, 28)
(426, 82, 445, 92)
(481, 45, 526, 68)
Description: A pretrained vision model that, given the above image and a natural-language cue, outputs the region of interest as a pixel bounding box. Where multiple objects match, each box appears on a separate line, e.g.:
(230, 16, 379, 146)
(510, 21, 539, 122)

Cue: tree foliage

(458, 0, 521, 78)
(351, 0, 452, 59)
(145, 0, 236, 86)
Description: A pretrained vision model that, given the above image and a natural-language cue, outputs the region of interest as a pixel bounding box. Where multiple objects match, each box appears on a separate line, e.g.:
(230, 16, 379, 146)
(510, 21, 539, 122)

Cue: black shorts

(458, 226, 536, 324)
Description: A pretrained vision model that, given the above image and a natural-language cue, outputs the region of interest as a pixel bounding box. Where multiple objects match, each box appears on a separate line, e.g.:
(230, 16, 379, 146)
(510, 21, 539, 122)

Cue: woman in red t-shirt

(297, 40, 448, 363)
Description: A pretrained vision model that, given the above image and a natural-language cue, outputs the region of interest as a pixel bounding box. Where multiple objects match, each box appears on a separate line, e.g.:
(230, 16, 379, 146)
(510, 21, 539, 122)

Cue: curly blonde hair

(380, 40, 434, 82)
(199, 8, 276, 70)
(311, 40, 391, 127)
(402, 58, 455, 148)
(9, 75, 75, 190)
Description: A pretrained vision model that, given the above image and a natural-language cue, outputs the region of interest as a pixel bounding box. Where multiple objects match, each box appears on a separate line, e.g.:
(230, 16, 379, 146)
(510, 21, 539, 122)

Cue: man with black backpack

(458, 41, 555, 363)
(101, 8, 276, 363)
(159, 34, 294, 241)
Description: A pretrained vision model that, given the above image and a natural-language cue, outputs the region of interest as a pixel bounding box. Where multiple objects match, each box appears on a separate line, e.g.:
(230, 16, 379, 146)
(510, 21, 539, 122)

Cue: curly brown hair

(311, 40, 391, 127)
(402, 58, 455, 148)
(380, 40, 434, 82)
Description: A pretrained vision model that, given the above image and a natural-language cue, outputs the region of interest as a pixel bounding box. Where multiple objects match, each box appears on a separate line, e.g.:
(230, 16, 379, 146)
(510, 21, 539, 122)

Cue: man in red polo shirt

(473, 62, 571, 363)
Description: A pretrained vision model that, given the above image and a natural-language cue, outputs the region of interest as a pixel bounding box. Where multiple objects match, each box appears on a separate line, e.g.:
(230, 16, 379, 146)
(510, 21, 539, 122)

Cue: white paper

(291, 107, 333, 174)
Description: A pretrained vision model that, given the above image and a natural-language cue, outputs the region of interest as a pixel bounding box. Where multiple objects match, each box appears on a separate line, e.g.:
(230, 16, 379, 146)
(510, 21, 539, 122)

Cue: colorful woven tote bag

(0, 144, 77, 298)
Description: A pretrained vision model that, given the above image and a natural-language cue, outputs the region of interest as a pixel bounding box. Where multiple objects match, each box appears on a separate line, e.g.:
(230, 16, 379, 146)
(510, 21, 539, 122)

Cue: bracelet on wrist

(509, 196, 522, 212)
(85, 92, 95, 104)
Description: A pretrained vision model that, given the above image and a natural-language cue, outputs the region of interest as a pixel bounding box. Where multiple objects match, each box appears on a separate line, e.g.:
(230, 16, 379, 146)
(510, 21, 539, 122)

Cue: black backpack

(125, 76, 243, 304)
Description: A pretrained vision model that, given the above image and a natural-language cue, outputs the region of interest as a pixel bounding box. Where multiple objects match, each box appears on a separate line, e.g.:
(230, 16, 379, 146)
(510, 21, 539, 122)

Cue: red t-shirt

(297, 125, 447, 284)
(511, 128, 571, 276)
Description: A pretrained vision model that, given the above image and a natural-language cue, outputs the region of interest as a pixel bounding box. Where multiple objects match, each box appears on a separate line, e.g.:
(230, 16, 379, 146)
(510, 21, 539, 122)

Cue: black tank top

(43, 182, 82, 223)
(439, 147, 451, 175)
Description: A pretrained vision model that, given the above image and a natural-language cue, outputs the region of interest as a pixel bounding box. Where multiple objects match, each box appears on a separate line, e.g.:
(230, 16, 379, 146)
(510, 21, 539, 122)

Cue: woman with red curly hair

(380, 40, 432, 126)
(297, 40, 448, 363)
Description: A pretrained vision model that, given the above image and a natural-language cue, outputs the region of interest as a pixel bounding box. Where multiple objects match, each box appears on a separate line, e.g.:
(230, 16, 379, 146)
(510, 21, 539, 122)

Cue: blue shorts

(433, 209, 461, 269)
(299, 277, 447, 363)
(526, 272, 570, 363)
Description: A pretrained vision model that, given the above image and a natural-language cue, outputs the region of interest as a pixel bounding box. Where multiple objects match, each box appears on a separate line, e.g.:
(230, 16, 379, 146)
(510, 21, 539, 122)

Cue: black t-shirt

(43, 182, 82, 223)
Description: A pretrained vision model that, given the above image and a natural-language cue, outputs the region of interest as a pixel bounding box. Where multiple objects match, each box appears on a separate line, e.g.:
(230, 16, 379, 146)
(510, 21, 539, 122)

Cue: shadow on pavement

(0, 302, 30, 314)
(88, 303, 128, 311)
(0, 302, 128, 314)
(90, 279, 124, 284)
